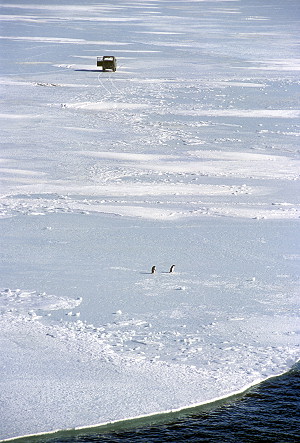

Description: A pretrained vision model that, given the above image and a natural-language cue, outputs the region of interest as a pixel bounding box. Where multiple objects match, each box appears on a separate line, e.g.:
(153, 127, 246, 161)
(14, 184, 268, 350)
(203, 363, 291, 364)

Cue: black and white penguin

(151, 265, 156, 274)
(169, 265, 175, 273)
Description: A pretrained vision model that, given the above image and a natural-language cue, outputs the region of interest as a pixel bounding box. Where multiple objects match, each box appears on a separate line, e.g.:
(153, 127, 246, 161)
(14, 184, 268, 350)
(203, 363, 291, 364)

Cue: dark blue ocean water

(27, 362, 299, 443)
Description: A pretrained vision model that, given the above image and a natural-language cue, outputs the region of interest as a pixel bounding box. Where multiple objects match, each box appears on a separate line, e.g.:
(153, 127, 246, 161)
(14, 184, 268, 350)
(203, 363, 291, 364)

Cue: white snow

(0, 288, 82, 313)
(174, 109, 300, 118)
(0, 0, 299, 440)
(65, 101, 150, 111)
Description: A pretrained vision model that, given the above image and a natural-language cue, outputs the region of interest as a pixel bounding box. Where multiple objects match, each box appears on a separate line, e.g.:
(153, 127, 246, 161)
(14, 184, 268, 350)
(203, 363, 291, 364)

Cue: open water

(25, 362, 299, 443)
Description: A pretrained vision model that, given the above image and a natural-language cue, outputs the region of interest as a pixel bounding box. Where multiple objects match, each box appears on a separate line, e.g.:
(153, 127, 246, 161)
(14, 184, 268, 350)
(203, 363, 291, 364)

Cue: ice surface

(0, 0, 299, 440)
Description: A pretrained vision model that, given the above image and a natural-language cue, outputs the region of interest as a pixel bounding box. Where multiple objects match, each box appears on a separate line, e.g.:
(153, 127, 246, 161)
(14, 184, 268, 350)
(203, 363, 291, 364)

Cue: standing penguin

(151, 265, 156, 274)
(169, 265, 175, 273)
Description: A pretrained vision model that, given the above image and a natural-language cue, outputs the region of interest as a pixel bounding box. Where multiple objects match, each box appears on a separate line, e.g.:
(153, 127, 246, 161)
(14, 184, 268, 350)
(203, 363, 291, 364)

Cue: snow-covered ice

(0, 0, 299, 440)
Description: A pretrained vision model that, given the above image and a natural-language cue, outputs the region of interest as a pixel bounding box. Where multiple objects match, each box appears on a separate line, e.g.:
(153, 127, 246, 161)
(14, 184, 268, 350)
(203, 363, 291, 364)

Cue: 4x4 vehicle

(96, 56, 117, 72)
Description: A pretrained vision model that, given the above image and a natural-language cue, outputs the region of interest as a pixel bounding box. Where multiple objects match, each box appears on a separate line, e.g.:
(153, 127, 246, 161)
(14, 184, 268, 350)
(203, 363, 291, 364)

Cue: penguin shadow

(141, 265, 157, 275)
(162, 265, 175, 274)
(141, 265, 175, 275)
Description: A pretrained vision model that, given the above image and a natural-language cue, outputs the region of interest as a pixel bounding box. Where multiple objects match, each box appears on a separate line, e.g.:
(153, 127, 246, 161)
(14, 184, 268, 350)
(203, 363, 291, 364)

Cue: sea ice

(0, 0, 299, 440)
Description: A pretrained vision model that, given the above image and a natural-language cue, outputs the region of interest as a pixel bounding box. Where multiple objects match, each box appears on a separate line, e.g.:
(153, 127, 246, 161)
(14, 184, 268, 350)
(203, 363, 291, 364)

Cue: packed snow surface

(0, 0, 299, 440)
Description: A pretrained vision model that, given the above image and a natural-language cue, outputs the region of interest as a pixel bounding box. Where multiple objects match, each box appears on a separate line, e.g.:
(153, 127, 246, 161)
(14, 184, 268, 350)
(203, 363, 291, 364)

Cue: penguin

(151, 265, 156, 274)
(169, 265, 175, 273)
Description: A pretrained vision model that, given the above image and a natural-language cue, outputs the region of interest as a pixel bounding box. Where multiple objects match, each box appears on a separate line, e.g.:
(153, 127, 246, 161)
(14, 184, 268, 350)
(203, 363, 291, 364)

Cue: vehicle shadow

(74, 69, 103, 72)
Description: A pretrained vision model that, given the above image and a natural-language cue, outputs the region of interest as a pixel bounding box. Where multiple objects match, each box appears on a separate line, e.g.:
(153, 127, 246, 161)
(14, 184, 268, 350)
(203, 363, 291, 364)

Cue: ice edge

(2, 367, 297, 443)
